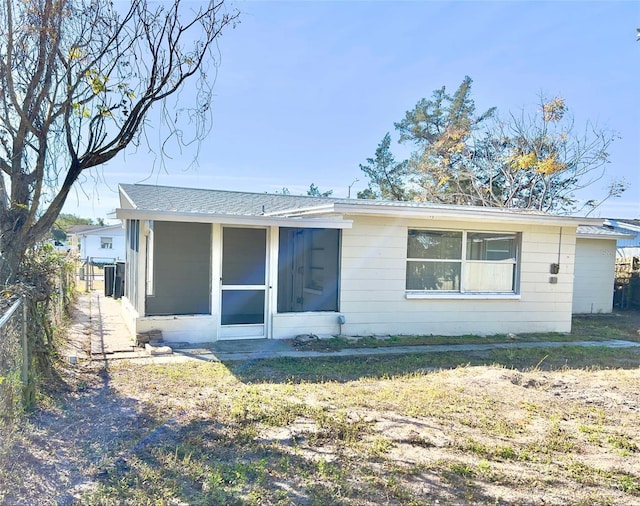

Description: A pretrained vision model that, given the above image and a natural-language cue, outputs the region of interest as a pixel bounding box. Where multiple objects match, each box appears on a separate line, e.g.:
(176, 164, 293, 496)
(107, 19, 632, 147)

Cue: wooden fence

(614, 257, 640, 309)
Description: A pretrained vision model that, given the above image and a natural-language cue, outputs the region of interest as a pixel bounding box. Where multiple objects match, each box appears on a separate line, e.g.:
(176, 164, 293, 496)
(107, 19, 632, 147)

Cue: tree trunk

(0, 214, 29, 286)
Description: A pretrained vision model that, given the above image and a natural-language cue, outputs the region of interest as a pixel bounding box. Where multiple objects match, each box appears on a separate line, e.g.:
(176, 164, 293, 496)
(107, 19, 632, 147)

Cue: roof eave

(115, 208, 353, 229)
(80, 224, 124, 235)
(263, 204, 336, 217)
(577, 232, 634, 240)
(296, 202, 604, 227)
(68, 224, 123, 236)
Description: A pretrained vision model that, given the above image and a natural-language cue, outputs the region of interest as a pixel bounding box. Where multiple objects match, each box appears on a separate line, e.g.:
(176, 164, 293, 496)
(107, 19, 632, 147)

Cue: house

(67, 224, 125, 263)
(65, 224, 95, 254)
(115, 183, 612, 343)
(573, 226, 631, 314)
(604, 219, 640, 258)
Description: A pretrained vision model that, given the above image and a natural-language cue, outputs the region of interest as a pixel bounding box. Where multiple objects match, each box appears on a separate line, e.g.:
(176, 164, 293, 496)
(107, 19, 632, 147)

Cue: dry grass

(1, 312, 639, 505)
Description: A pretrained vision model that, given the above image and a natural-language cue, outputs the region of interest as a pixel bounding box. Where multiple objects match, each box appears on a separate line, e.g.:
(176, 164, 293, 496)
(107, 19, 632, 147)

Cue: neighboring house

(66, 224, 98, 254)
(116, 183, 612, 343)
(604, 219, 640, 258)
(67, 224, 125, 263)
(573, 226, 631, 314)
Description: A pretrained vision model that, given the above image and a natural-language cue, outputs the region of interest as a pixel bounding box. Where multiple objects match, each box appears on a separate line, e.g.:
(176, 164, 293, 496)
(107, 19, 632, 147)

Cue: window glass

(221, 290, 265, 325)
(406, 261, 461, 291)
(222, 228, 266, 285)
(466, 233, 516, 261)
(407, 230, 462, 260)
(407, 229, 519, 293)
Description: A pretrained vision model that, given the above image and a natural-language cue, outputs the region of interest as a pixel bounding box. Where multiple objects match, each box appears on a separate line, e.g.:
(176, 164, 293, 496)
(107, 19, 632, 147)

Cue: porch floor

(172, 339, 294, 361)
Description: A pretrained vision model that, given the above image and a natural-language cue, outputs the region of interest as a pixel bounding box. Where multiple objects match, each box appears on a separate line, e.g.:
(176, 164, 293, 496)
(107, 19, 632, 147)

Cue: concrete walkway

(68, 290, 140, 361)
(89, 292, 139, 357)
(78, 291, 640, 364)
(178, 337, 640, 362)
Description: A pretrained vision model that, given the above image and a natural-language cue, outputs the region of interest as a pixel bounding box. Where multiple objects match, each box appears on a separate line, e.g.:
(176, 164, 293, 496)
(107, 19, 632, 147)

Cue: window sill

(275, 311, 340, 317)
(405, 291, 521, 300)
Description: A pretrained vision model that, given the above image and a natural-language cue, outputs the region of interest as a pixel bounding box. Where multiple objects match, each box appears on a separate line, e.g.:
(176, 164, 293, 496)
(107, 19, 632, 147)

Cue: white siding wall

(126, 216, 580, 342)
(271, 313, 340, 339)
(573, 239, 616, 314)
(337, 216, 576, 336)
(136, 315, 217, 343)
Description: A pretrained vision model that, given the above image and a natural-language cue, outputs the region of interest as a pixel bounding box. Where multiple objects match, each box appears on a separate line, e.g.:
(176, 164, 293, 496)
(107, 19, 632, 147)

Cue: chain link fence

(0, 260, 75, 420)
(0, 297, 27, 421)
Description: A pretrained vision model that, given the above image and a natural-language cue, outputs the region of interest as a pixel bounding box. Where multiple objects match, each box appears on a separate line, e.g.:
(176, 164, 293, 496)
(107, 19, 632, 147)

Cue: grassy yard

(1, 312, 639, 505)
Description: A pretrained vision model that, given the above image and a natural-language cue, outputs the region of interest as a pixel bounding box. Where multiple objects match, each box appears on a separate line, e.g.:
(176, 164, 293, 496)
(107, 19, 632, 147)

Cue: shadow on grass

(0, 357, 476, 506)
(6, 347, 638, 505)
(81, 353, 640, 505)
(6, 309, 640, 504)
(83, 400, 513, 506)
(1, 362, 156, 505)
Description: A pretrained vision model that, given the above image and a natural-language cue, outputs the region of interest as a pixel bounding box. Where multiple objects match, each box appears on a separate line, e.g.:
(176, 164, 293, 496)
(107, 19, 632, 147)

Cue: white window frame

(145, 221, 154, 296)
(406, 228, 521, 299)
(100, 236, 113, 249)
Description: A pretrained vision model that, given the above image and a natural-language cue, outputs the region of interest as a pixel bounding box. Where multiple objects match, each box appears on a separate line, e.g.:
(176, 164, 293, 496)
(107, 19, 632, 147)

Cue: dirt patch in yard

(1, 310, 639, 504)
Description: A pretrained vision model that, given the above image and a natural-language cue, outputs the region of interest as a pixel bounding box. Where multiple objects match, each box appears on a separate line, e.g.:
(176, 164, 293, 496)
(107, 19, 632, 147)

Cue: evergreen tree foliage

(307, 183, 333, 197)
(357, 133, 414, 201)
(394, 76, 496, 205)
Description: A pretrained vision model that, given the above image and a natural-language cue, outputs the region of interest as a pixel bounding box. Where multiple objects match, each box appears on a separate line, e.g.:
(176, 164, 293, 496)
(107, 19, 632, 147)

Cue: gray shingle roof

(119, 183, 556, 218)
(67, 224, 102, 234)
(120, 184, 348, 216)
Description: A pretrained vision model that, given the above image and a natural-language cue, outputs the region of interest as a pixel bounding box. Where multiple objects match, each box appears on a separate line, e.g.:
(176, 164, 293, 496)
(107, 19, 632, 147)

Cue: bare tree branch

(0, 0, 239, 283)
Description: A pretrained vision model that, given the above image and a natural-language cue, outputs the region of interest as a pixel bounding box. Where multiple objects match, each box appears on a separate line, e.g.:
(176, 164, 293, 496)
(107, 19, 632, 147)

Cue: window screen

(278, 228, 340, 312)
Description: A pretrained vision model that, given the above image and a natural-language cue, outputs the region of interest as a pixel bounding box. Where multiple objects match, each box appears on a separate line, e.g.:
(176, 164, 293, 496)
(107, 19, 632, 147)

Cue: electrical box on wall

(550, 263, 560, 274)
(549, 276, 558, 284)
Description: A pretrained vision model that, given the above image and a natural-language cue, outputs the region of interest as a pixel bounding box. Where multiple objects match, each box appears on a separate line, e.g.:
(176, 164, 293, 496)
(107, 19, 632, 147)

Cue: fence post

(59, 273, 63, 320)
(21, 297, 28, 385)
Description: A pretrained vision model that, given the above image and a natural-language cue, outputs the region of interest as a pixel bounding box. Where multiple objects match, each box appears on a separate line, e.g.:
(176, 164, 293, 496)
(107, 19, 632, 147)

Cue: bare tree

(0, 0, 239, 283)
(469, 97, 621, 214)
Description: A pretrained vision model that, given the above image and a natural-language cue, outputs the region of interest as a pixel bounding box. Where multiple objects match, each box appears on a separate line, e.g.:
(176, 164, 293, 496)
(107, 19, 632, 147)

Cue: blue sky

(63, 0, 639, 221)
